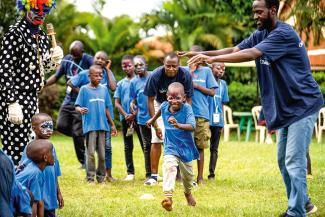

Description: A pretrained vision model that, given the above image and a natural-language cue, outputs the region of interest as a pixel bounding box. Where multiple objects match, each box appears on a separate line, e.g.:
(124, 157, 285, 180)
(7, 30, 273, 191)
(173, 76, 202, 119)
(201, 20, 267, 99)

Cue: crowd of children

(0, 49, 230, 215)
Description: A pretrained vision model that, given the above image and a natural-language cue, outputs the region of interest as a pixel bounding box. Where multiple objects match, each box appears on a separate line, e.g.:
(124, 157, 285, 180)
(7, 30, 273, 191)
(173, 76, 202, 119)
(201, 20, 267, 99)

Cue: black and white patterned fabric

(0, 17, 56, 165)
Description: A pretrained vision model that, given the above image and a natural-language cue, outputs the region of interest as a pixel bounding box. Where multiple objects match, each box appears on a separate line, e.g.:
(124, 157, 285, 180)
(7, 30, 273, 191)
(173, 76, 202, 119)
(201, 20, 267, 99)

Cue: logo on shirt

(159, 88, 167, 94)
(299, 41, 304, 48)
(89, 98, 105, 103)
(260, 58, 270, 66)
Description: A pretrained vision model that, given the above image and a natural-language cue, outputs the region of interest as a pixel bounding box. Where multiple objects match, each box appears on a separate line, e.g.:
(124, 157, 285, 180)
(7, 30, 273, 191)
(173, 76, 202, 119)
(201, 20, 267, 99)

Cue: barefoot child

(147, 82, 198, 211)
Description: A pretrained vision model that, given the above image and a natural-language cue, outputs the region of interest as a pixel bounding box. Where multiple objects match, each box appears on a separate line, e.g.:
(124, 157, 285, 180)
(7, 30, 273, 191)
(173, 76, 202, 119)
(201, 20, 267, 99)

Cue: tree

(0, 0, 18, 40)
(280, 0, 325, 46)
(140, 0, 253, 51)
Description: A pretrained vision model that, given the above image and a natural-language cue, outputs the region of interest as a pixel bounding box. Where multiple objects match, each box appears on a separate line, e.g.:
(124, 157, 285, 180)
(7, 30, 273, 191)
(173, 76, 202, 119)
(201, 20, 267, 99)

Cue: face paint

(40, 120, 53, 134)
(134, 58, 146, 75)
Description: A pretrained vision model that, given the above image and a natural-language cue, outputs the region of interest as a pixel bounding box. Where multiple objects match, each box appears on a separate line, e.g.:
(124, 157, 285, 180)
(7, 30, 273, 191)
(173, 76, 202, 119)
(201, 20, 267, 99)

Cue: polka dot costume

(0, 17, 56, 165)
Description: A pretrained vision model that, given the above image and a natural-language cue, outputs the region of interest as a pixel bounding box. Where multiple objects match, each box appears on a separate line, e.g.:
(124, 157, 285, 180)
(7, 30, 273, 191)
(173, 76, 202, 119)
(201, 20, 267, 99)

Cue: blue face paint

(40, 120, 53, 134)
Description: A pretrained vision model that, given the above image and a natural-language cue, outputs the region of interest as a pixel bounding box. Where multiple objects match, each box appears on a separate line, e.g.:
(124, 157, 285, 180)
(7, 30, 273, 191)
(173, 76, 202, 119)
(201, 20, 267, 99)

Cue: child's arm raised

(168, 116, 194, 131)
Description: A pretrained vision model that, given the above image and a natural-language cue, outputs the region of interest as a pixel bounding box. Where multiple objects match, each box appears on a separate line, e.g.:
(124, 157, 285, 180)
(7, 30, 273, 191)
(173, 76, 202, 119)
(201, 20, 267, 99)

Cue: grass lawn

(44, 133, 325, 216)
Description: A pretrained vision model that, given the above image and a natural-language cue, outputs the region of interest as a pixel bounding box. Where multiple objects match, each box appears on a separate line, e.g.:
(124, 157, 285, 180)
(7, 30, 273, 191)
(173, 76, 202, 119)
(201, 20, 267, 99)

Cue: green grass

(31, 133, 325, 216)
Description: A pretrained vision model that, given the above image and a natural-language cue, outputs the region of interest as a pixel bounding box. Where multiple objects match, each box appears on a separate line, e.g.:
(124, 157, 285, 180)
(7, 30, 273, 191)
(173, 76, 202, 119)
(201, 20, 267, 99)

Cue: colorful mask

(17, 0, 56, 16)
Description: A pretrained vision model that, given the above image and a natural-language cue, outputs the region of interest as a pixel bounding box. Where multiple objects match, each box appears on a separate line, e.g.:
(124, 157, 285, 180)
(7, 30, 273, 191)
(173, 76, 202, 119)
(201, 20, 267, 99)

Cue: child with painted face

(19, 113, 64, 217)
(147, 82, 198, 211)
(75, 65, 117, 183)
(16, 139, 55, 217)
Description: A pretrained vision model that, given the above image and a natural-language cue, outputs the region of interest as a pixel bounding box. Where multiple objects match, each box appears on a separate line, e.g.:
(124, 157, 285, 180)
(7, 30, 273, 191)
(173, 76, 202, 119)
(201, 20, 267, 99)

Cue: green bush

(227, 81, 259, 112)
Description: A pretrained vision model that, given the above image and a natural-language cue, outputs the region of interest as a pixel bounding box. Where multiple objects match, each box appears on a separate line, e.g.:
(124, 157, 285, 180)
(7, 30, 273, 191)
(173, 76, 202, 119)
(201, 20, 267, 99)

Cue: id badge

(213, 113, 220, 124)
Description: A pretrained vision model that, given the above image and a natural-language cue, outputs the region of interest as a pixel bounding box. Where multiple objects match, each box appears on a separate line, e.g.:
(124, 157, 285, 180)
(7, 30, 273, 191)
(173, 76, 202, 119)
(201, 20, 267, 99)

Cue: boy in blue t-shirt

(19, 113, 63, 217)
(186, 45, 217, 184)
(68, 51, 117, 182)
(147, 82, 198, 211)
(208, 63, 229, 180)
(129, 55, 152, 180)
(75, 65, 117, 183)
(114, 54, 143, 181)
(16, 139, 55, 217)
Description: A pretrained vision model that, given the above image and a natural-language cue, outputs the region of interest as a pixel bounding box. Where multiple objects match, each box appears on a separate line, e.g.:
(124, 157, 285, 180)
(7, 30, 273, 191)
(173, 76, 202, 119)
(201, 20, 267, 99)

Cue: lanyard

(213, 81, 223, 113)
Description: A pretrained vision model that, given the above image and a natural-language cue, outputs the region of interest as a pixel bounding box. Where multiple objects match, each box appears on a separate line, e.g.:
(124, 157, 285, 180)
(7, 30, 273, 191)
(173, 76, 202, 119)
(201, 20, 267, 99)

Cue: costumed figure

(0, 0, 63, 165)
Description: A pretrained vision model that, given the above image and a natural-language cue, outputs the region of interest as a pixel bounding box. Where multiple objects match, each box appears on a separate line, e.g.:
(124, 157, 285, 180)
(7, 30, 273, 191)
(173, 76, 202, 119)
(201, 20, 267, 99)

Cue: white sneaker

(144, 178, 157, 186)
(124, 174, 135, 181)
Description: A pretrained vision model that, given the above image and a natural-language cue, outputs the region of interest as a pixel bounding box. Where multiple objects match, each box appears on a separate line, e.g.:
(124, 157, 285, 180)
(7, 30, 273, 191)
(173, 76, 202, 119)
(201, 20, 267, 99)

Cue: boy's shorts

(151, 100, 165, 144)
(194, 117, 211, 149)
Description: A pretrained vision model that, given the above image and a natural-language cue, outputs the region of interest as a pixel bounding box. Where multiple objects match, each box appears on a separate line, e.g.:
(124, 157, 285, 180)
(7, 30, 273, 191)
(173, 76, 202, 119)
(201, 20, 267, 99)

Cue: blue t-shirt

(55, 53, 93, 105)
(144, 66, 193, 103)
(114, 77, 133, 121)
(161, 101, 199, 163)
(208, 79, 229, 127)
(129, 74, 151, 125)
(75, 84, 111, 134)
(10, 180, 32, 215)
(20, 145, 61, 210)
(185, 66, 217, 119)
(70, 68, 115, 120)
(237, 21, 324, 130)
(16, 162, 44, 202)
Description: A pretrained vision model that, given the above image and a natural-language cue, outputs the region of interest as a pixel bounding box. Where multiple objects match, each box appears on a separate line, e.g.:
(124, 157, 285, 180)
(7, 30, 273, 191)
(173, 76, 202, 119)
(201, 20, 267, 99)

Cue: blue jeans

(277, 112, 318, 216)
(105, 131, 112, 169)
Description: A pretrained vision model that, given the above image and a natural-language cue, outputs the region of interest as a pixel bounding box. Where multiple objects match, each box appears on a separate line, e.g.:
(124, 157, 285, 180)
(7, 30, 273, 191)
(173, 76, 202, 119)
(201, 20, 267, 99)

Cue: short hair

(26, 139, 53, 164)
(122, 54, 134, 62)
(31, 113, 51, 124)
(95, 51, 108, 60)
(264, 0, 280, 12)
(134, 55, 146, 63)
(69, 40, 84, 52)
(164, 52, 179, 62)
(89, 64, 102, 73)
(167, 82, 185, 95)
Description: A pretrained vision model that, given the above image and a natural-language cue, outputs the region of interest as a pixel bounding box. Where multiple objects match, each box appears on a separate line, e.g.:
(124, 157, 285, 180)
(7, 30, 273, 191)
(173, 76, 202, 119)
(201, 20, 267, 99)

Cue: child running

(147, 82, 198, 211)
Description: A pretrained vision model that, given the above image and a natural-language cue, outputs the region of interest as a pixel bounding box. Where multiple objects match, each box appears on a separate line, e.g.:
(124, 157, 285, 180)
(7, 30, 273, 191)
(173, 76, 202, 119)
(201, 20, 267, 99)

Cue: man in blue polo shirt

(143, 53, 193, 185)
(179, 0, 323, 216)
(45, 41, 93, 168)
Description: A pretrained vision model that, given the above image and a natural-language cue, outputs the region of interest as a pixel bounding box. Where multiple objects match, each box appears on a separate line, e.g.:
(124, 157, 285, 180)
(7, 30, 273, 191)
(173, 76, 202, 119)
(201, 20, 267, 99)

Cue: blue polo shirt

(16, 162, 44, 202)
(0, 150, 14, 217)
(10, 180, 32, 215)
(55, 53, 93, 105)
(114, 77, 134, 121)
(70, 68, 115, 119)
(75, 84, 111, 134)
(237, 21, 324, 130)
(129, 74, 151, 125)
(161, 101, 199, 163)
(208, 79, 229, 127)
(144, 66, 193, 103)
(185, 66, 217, 120)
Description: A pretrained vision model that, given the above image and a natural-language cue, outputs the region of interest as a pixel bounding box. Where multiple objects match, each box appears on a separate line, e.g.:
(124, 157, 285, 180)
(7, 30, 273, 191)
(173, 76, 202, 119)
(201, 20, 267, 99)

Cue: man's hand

(130, 101, 137, 114)
(177, 51, 198, 58)
(188, 54, 213, 66)
(168, 116, 180, 129)
(50, 46, 64, 65)
(155, 127, 163, 140)
(8, 102, 23, 125)
(111, 125, 118, 136)
(57, 192, 64, 209)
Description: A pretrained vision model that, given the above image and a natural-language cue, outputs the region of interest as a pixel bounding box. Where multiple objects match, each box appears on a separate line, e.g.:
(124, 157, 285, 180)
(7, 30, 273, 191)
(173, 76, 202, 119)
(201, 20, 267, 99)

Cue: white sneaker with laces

(144, 178, 157, 186)
(124, 174, 135, 181)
